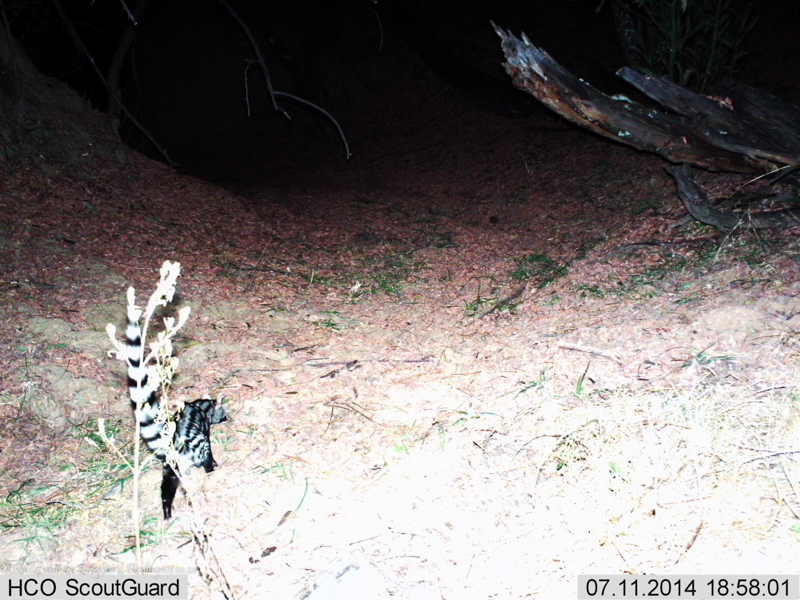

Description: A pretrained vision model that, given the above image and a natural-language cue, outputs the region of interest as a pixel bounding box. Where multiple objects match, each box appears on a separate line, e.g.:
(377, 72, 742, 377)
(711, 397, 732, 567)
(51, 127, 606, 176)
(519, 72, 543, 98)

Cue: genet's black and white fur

(125, 308, 228, 520)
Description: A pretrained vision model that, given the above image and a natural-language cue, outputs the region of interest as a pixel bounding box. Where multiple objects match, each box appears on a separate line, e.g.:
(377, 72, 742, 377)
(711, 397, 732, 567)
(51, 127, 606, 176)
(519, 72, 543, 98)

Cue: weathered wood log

(493, 23, 800, 175)
(713, 80, 800, 159)
(619, 69, 800, 166)
(494, 23, 800, 229)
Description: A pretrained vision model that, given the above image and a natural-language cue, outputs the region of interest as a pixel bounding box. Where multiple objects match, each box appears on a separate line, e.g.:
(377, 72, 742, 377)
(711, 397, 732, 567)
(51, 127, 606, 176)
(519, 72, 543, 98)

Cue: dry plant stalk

(104, 260, 189, 567)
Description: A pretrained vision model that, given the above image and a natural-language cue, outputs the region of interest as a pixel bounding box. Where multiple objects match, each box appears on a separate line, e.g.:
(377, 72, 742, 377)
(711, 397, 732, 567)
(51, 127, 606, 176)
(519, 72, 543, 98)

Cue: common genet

(124, 305, 228, 520)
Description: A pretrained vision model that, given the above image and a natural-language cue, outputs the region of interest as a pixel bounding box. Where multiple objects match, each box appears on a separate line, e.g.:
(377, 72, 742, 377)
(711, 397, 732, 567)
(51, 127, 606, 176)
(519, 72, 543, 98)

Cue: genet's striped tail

(124, 304, 168, 458)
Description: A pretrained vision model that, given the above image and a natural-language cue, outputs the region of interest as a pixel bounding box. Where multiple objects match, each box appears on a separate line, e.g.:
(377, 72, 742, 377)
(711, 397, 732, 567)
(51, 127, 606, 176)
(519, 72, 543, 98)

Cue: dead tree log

(619, 70, 800, 168)
(493, 24, 800, 229)
(492, 23, 800, 175)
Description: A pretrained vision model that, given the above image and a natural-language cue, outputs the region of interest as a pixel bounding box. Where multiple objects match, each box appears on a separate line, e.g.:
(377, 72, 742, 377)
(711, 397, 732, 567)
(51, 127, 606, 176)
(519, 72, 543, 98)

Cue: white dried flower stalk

(106, 261, 191, 423)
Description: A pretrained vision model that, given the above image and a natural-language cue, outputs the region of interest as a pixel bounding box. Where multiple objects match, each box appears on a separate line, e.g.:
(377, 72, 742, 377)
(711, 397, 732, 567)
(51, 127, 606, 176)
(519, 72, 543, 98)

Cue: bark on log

(619, 69, 800, 166)
(493, 23, 800, 175)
